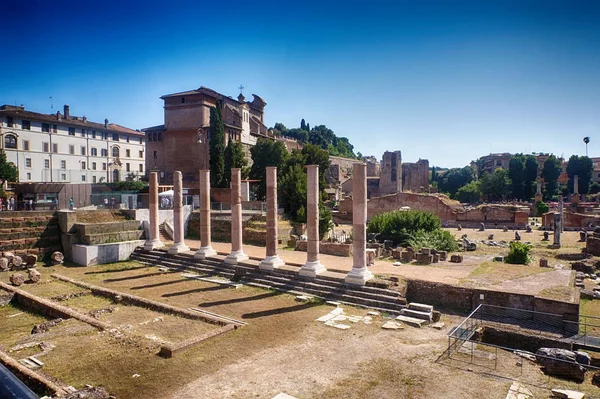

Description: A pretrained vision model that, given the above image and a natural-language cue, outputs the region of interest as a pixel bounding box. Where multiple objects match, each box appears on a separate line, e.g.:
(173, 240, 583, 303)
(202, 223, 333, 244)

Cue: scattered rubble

(51, 251, 64, 265)
(535, 347, 586, 383)
(9, 273, 25, 286)
(32, 318, 64, 334)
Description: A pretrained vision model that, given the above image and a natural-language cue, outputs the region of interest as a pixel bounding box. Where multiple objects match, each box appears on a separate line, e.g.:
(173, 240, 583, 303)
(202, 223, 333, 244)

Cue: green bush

(367, 210, 441, 246)
(406, 230, 459, 252)
(536, 201, 549, 217)
(505, 242, 531, 264)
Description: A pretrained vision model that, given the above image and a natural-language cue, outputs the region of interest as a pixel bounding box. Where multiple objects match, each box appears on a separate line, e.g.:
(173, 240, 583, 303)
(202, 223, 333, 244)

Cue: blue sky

(1, 0, 599, 167)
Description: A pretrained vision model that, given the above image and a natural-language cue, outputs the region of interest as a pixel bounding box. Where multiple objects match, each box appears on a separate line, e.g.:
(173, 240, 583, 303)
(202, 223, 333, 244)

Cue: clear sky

(1, 0, 599, 167)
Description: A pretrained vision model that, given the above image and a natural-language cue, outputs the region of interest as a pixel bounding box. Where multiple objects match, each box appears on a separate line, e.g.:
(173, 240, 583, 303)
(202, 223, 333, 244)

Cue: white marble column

(345, 163, 373, 285)
(260, 167, 284, 271)
(195, 169, 217, 259)
(168, 171, 190, 254)
(299, 165, 326, 277)
(225, 168, 249, 264)
(144, 172, 164, 250)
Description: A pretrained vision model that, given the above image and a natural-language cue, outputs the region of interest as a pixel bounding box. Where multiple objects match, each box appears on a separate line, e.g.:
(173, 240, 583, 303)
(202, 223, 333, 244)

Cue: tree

(0, 150, 18, 187)
(209, 101, 226, 188)
(523, 155, 539, 200)
(508, 154, 525, 200)
(541, 155, 562, 201)
(479, 168, 510, 202)
(437, 166, 476, 198)
(584, 136, 590, 157)
(249, 139, 289, 200)
(566, 155, 594, 194)
(456, 181, 481, 204)
(430, 166, 437, 184)
(300, 119, 307, 130)
(224, 140, 248, 187)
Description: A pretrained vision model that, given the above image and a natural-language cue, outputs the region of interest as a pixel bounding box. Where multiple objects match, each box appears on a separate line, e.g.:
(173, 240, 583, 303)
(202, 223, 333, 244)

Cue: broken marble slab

(381, 321, 404, 330)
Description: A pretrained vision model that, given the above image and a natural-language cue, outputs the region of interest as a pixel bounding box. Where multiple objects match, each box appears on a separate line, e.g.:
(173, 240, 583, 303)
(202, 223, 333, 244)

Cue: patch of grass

(463, 260, 548, 285)
(537, 285, 577, 302)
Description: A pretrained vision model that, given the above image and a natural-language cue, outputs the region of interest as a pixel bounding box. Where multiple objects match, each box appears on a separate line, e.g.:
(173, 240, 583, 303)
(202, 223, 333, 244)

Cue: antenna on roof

(50, 96, 53, 111)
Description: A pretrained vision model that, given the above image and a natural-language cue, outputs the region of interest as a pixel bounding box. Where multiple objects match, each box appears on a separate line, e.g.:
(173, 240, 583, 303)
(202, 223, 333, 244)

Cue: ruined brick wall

(379, 151, 402, 196)
(366, 192, 459, 222)
(327, 156, 358, 186)
(295, 240, 352, 257)
(402, 159, 429, 193)
(542, 211, 600, 229)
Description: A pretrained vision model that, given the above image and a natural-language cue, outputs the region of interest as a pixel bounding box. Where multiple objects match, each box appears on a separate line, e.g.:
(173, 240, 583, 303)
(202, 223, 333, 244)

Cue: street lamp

(584, 137, 590, 157)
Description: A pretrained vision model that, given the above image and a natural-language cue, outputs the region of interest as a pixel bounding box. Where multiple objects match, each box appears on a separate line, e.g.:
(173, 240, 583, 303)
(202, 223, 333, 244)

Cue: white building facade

(0, 105, 145, 184)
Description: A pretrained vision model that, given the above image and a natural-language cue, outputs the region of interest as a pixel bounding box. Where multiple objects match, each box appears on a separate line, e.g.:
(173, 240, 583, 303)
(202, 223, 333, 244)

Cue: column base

(224, 250, 249, 265)
(299, 260, 326, 278)
(259, 255, 285, 271)
(168, 242, 190, 254)
(144, 239, 164, 251)
(194, 246, 217, 260)
(345, 267, 374, 286)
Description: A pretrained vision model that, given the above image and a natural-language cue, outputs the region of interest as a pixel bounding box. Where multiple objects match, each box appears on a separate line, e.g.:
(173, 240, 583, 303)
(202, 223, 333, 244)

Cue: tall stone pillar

(144, 171, 164, 250)
(345, 163, 373, 285)
(299, 165, 326, 278)
(168, 171, 190, 254)
(259, 167, 284, 271)
(194, 169, 217, 259)
(559, 196, 564, 232)
(225, 168, 249, 264)
(535, 180, 543, 203)
(553, 213, 562, 248)
(572, 175, 581, 204)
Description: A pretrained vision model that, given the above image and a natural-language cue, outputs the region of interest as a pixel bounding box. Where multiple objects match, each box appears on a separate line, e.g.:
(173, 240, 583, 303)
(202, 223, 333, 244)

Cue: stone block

(539, 258, 549, 268)
(536, 348, 586, 383)
(72, 240, 145, 266)
(438, 251, 447, 261)
(450, 254, 463, 263)
(420, 247, 431, 255)
(416, 253, 433, 264)
(432, 254, 439, 263)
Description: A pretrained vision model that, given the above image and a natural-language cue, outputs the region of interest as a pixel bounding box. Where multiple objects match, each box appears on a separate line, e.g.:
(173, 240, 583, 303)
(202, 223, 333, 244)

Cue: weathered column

(559, 196, 564, 232)
(168, 171, 190, 254)
(535, 180, 543, 203)
(225, 168, 248, 264)
(553, 212, 562, 248)
(574, 175, 579, 195)
(259, 167, 284, 271)
(194, 169, 217, 259)
(144, 172, 164, 250)
(345, 163, 373, 285)
(299, 165, 326, 277)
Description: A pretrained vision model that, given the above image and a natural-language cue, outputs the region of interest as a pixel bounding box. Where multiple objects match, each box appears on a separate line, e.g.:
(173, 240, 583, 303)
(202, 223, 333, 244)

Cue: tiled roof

(141, 124, 165, 132)
(0, 105, 143, 136)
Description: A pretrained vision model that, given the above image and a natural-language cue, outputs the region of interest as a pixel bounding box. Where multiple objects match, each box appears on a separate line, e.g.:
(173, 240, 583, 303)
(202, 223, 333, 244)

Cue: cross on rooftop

(238, 85, 244, 94)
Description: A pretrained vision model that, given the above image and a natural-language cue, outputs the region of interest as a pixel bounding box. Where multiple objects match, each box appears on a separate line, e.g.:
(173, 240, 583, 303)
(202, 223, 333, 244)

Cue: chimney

(64, 105, 70, 119)
(57, 111, 62, 120)
(104, 118, 109, 128)
(83, 115, 87, 122)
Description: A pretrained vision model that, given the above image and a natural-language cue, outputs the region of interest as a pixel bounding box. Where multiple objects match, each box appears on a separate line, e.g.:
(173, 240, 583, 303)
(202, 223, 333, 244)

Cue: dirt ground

(1, 257, 599, 399)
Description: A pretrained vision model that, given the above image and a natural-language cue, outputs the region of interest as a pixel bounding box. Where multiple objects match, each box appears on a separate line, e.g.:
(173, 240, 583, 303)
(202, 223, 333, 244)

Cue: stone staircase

(0, 211, 61, 255)
(158, 223, 172, 242)
(130, 249, 408, 315)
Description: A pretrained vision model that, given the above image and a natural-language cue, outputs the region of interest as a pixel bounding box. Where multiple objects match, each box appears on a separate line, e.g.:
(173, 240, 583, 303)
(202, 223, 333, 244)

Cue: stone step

(395, 314, 427, 328)
(407, 302, 434, 313)
(400, 308, 432, 322)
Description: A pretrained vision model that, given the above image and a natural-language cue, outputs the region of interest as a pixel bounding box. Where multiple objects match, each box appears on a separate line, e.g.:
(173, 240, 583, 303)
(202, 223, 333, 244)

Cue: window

(26, 172, 31, 180)
(496, 160, 502, 166)
(7, 116, 13, 127)
(53, 143, 58, 153)
(148, 133, 153, 142)
(92, 162, 96, 170)
(139, 150, 143, 158)
(126, 163, 130, 172)
(126, 135, 130, 143)
(60, 160, 66, 169)
(4, 135, 17, 149)
(153, 150, 157, 160)
(22, 120, 30, 130)
(42, 123, 50, 132)
(152, 132, 157, 141)
(68, 127, 75, 136)
(43, 142, 49, 152)
(22, 140, 29, 151)
(126, 149, 130, 158)
(112, 133, 119, 141)
(103, 132, 108, 140)
(81, 161, 86, 170)
(158, 132, 162, 141)
(44, 159, 49, 169)
(52, 124, 57, 133)
(92, 130, 96, 139)
(25, 158, 31, 168)
(102, 163, 107, 170)
(92, 176, 97, 184)
(139, 164, 143, 172)
(112, 147, 119, 157)
(81, 129, 86, 137)
(139, 137, 143, 144)
(91, 148, 97, 156)
(81, 146, 86, 155)
(61, 173, 66, 181)
(69, 145, 75, 155)
(101, 149, 108, 157)
(82, 175, 86, 182)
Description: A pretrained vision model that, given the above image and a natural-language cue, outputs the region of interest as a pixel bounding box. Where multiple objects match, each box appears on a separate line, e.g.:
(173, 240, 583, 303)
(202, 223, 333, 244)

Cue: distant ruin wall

(402, 160, 429, 193)
(543, 211, 600, 229)
(365, 192, 459, 222)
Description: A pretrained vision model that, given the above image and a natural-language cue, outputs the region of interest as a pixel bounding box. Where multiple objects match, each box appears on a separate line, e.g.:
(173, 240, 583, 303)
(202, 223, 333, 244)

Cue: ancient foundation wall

(295, 240, 352, 257)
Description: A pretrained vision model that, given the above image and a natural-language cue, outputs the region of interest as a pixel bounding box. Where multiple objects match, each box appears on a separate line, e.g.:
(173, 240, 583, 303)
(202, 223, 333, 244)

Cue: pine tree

(209, 101, 226, 188)
(300, 119, 306, 131)
(306, 123, 310, 132)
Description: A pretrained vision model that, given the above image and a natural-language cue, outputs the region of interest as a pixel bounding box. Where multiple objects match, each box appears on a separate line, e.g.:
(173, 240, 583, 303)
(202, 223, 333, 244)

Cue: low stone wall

(481, 326, 572, 353)
(72, 240, 145, 266)
(295, 241, 352, 257)
(159, 324, 236, 358)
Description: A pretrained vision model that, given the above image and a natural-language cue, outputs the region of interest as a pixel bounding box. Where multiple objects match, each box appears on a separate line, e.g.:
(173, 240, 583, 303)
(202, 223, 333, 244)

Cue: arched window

(113, 169, 120, 182)
(112, 146, 120, 158)
(4, 134, 17, 149)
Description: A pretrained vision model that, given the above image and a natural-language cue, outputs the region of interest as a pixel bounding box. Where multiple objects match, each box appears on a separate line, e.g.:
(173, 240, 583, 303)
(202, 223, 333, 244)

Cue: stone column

(574, 175, 579, 195)
(168, 171, 190, 254)
(259, 167, 284, 271)
(345, 163, 373, 285)
(553, 213, 562, 248)
(299, 165, 326, 277)
(194, 169, 217, 259)
(535, 180, 543, 203)
(225, 168, 248, 264)
(144, 172, 164, 250)
(559, 196, 564, 232)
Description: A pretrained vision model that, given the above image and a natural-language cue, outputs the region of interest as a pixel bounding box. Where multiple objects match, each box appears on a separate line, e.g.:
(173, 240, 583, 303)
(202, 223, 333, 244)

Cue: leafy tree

(279, 163, 307, 223)
(407, 230, 458, 252)
(591, 182, 600, 194)
(505, 242, 531, 264)
(541, 155, 562, 201)
(508, 155, 525, 200)
(0, 150, 18, 187)
(523, 155, 539, 200)
(249, 139, 289, 200)
(479, 168, 510, 202)
(209, 101, 226, 188)
(430, 166, 437, 184)
(456, 181, 481, 204)
(566, 155, 593, 194)
(536, 201, 549, 216)
(224, 140, 248, 187)
(437, 166, 476, 198)
(300, 119, 307, 130)
(306, 123, 310, 132)
(367, 210, 441, 246)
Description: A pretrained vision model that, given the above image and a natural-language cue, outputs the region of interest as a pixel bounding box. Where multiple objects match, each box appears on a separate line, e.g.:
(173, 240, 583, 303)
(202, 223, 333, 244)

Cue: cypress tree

(209, 100, 226, 188)
(300, 118, 306, 130)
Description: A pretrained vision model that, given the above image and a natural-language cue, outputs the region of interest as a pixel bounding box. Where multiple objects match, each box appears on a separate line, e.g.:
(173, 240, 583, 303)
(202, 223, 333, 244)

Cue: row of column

(144, 164, 373, 285)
